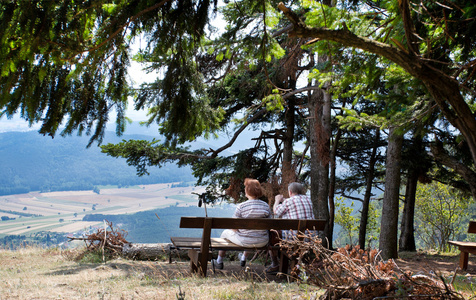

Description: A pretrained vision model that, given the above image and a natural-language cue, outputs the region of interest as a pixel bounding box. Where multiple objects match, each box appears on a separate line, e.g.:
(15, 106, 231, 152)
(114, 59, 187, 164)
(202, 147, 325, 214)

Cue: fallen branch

(278, 233, 465, 299)
(68, 220, 130, 259)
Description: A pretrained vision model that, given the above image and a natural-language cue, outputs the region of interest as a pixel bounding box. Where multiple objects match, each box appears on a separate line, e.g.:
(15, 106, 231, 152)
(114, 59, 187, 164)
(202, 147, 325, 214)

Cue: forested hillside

(0, 130, 194, 195)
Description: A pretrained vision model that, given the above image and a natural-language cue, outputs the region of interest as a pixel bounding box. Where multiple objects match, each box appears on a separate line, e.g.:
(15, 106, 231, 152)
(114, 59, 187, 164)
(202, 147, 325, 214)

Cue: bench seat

(448, 221, 476, 270)
(171, 237, 271, 251)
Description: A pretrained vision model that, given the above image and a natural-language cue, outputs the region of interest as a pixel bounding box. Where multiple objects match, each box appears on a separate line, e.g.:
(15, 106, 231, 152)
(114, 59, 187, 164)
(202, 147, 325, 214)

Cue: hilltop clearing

(2, 246, 476, 299)
(0, 246, 323, 299)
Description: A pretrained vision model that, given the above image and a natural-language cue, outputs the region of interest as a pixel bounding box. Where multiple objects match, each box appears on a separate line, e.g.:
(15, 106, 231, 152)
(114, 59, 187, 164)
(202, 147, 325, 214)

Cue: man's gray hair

(288, 182, 305, 195)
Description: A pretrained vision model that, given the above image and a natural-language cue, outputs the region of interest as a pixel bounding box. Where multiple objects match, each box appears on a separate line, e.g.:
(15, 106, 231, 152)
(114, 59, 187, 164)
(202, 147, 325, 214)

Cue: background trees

(415, 181, 470, 252)
(278, 0, 475, 258)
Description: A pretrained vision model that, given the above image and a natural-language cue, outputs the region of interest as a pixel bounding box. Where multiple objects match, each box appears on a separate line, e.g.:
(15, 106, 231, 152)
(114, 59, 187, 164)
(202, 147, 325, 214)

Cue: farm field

(0, 183, 205, 238)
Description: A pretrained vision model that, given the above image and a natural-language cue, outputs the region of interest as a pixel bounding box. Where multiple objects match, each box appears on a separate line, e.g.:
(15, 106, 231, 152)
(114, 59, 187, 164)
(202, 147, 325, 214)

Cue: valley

(0, 183, 205, 238)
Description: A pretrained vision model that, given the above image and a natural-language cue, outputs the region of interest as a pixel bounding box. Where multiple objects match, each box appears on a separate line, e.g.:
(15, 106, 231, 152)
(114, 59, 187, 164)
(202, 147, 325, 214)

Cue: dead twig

(68, 220, 129, 259)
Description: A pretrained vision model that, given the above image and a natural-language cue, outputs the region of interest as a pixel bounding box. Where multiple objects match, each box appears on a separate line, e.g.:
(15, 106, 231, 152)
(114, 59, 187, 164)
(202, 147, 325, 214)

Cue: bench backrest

(180, 217, 326, 232)
(469, 221, 476, 233)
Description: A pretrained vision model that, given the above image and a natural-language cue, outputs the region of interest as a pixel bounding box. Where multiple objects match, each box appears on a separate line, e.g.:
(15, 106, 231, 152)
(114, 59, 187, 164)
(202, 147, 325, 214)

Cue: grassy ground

(3, 246, 476, 299)
(0, 246, 324, 300)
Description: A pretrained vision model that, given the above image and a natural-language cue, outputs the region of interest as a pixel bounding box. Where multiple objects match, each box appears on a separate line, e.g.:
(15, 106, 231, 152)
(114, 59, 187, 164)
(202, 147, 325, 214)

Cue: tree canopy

(0, 0, 221, 145)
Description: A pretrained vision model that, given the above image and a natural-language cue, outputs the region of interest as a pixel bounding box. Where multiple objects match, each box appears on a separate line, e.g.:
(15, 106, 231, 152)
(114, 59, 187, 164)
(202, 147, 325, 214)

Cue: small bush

(79, 250, 105, 264)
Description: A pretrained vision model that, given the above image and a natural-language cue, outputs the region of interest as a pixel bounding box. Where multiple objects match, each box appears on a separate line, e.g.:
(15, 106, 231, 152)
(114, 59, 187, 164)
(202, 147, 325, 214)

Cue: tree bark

(328, 127, 342, 249)
(309, 88, 331, 246)
(398, 130, 424, 252)
(399, 168, 418, 252)
(282, 97, 296, 186)
(358, 129, 380, 250)
(379, 127, 403, 259)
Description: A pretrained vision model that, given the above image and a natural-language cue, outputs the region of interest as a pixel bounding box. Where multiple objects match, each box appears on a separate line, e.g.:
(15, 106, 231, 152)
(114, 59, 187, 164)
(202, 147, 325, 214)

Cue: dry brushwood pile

(68, 220, 129, 259)
(279, 233, 465, 300)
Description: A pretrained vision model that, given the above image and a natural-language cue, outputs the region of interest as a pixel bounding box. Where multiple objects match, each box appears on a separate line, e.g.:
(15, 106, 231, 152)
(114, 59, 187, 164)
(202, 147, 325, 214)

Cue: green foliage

(365, 201, 381, 248)
(100, 138, 204, 176)
(0, 208, 40, 217)
(262, 91, 284, 111)
(334, 197, 381, 248)
(0, 0, 221, 146)
(334, 197, 358, 245)
(415, 181, 470, 252)
(79, 250, 105, 264)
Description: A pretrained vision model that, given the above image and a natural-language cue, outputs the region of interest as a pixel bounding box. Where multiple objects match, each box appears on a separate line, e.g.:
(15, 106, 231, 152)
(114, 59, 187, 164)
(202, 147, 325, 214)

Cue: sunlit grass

(0, 245, 323, 299)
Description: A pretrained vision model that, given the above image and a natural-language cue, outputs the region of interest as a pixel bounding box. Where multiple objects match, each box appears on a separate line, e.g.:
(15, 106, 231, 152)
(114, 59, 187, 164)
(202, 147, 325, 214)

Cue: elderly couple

(212, 178, 314, 274)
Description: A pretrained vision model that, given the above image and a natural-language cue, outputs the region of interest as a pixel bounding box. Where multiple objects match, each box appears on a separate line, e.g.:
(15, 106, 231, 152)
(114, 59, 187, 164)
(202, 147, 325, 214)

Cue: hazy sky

(0, 104, 148, 134)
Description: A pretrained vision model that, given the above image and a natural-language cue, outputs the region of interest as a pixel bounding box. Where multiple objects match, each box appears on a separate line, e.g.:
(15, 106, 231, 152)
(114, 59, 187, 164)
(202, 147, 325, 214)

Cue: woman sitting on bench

(213, 178, 271, 269)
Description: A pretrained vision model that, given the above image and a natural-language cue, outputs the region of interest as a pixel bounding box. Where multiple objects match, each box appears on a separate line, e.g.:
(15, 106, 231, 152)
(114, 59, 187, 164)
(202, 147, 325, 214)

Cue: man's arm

(273, 195, 285, 216)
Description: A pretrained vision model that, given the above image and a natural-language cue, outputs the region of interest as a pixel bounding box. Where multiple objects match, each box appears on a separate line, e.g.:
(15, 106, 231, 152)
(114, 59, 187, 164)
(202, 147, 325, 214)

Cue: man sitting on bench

(212, 178, 271, 269)
(266, 182, 315, 274)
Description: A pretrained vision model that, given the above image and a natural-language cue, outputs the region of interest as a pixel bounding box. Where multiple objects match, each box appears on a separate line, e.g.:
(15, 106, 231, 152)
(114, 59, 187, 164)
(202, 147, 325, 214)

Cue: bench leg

(188, 249, 212, 276)
(168, 246, 175, 264)
(188, 250, 199, 273)
(460, 251, 469, 271)
(279, 251, 289, 274)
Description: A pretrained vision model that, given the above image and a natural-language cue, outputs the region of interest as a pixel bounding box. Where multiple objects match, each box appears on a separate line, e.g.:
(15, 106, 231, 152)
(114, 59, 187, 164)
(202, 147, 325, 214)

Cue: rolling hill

(0, 129, 195, 195)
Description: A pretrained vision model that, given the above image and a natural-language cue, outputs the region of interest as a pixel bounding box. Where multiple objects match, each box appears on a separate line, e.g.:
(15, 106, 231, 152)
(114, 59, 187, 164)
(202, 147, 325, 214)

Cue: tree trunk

(122, 243, 170, 260)
(328, 127, 342, 249)
(282, 97, 296, 187)
(358, 129, 380, 250)
(309, 87, 331, 246)
(310, 0, 333, 247)
(379, 127, 403, 259)
(399, 169, 418, 252)
(398, 129, 424, 252)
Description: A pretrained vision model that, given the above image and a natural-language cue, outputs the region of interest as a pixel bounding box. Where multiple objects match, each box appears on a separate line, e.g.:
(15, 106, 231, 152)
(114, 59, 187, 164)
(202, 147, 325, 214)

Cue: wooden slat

(179, 217, 326, 231)
(171, 237, 271, 250)
(449, 241, 476, 255)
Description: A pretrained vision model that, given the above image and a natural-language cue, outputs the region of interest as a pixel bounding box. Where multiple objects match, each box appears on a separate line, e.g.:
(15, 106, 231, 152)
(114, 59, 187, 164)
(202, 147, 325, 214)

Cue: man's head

(288, 182, 305, 196)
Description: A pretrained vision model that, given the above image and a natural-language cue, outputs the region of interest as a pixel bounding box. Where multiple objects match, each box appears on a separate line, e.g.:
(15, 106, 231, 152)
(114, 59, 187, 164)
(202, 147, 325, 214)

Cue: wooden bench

(170, 216, 326, 276)
(448, 221, 476, 270)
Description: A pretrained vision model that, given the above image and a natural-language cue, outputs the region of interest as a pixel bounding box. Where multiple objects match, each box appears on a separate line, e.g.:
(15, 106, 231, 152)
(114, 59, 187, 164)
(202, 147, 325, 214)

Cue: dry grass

(0, 246, 323, 299)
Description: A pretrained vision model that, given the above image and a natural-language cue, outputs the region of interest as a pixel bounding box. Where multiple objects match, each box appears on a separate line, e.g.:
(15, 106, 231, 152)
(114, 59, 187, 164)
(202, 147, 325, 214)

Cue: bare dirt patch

(395, 251, 476, 278)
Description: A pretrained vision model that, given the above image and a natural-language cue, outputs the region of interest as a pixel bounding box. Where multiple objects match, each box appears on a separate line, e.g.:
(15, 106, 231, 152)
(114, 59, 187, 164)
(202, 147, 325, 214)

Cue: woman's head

(244, 178, 263, 199)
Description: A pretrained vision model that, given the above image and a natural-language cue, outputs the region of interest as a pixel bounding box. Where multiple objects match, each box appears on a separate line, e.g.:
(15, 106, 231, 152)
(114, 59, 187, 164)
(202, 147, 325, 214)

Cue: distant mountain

(0, 120, 266, 196)
(0, 129, 195, 195)
(121, 121, 258, 154)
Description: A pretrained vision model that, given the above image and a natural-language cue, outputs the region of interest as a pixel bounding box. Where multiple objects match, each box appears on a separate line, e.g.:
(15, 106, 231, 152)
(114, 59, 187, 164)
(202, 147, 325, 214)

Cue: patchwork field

(0, 183, 205, 237)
